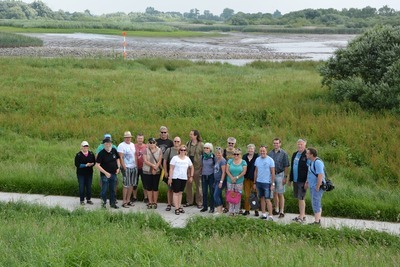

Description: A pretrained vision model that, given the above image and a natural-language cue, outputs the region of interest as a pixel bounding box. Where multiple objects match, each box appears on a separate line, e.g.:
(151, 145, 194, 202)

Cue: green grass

(0, 202, 398, 266)
(0, 31, 43, 47)
(0, 58, 399, 222)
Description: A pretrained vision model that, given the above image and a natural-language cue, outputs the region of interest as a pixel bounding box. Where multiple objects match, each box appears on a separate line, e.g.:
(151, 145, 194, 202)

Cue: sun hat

(124, 131, 133, 138)
(81, 141, 89, 147)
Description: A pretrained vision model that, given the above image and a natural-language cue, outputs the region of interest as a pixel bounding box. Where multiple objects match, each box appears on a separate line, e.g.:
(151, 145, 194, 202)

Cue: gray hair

(203, 142, 214, 152)
(247, 144, 256, 150)
(297, 138, 307, 144)
(227, 137, 236, 143)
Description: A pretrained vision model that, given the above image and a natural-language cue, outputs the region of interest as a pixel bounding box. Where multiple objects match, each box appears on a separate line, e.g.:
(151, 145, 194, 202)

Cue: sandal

(178, 208, 185, 214)
(122, 203, 129, 208)
(223, 208, 228, 213)
(147, 203, 153, 209)
(153, 203, 158, 209)
(165, 205, 172, 211)
(175, 209, 180, 215)
(183, 203, 193, 207)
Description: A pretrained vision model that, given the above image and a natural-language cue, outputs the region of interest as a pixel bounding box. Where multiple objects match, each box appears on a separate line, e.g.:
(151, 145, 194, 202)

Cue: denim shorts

(256, 182, 272, 199)
(310, 187, 324, 213)
(275, 172, 285, 194)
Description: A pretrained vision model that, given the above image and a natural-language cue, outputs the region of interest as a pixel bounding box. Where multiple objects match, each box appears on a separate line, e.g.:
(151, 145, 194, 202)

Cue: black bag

(249, 191, 259, 210)
(311, 158, 335, 192)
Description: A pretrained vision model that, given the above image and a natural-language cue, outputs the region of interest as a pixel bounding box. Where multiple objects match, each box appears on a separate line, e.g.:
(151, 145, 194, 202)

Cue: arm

(316, 173, 323, 191)
(143, 154, 156, 170)
(118, 152, 126, 171)
(283, 166, 289, 185)
(168, 164, 175, 186)
(116, 158, 120, 174)
(225, 163, 233, 181)
(270, 167, 276, 189)
(96, 163, 111, 178)
(253, 166, 258, 190)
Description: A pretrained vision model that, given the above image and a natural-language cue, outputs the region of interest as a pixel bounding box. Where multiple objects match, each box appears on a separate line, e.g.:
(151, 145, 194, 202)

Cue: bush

(319, 25, 400, 111)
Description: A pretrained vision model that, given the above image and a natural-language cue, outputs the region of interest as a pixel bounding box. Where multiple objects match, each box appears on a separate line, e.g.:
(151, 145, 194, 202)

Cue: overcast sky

(22, 0, 400, 15)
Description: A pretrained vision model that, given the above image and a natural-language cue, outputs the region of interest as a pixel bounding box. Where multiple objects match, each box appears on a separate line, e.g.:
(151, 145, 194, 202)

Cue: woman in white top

(168, 145, 194, 215)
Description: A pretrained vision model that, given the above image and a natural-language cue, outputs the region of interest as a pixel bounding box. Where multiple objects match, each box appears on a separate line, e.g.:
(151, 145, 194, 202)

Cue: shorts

(142, 173, 160, 191)
(171, 178, 187, 193)
(256, 182, 272, 199)
(293, 182, 306, 200)
(121, 167, 137, 187)
(275, 172, 285, 194)
(310, 187, 323, 213)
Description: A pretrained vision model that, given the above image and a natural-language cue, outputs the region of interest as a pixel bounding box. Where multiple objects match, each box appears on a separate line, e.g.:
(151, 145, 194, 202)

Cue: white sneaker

(267, 216, 274, 221)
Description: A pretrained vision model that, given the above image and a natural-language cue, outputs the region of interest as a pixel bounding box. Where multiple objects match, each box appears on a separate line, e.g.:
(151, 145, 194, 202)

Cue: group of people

(74, 126, 326, 224)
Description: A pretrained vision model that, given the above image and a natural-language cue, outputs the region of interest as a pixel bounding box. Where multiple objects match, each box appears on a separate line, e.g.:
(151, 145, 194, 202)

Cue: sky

(22, 0, 400, 15)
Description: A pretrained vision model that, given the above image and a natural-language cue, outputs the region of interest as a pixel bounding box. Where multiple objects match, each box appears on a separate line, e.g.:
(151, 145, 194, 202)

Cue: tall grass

(0, 31, 43, 47)
(0, 58, 399, 221)
(0, 202, 399, 266)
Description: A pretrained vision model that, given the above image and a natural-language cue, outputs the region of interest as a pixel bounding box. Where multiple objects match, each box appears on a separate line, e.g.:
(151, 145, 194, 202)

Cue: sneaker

(242, 211, 250, 216)
(278, 213, 285, 218)
(80, 201, 85, 206)
(308, 221, 321, 226)
(272, 210, 279, 215)
(254, 211, 259, 217)
(260, 215, 267, 220)
(209, 209, 214, 213)
(111, 205, 119, 209)
(86, 200, 94, 205)
(267, 216, 274, 221)
(200, 208, 208, 212)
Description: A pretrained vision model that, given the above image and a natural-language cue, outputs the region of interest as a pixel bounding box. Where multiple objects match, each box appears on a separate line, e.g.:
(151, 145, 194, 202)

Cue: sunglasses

(149, 142, 156, 144)
(234, 153, 240, 156)
(174, 140, 180, 142)
(83, 145, 89, 147)
(228, 142, 234, 145)
(180, 149, 186, 152)
(160, 132, 167, 134)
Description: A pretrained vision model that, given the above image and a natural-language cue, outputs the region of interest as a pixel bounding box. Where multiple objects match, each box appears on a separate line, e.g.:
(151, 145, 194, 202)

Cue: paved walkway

(1, 192, 398, 235)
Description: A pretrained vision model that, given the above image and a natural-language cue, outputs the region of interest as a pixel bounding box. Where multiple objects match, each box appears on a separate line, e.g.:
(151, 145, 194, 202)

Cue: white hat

(124, 131, 133, 138)
(81, 141, 89, 147)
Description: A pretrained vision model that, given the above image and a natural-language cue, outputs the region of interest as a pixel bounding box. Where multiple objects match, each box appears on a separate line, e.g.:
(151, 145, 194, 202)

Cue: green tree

(272, 9, 282, 18)
(319, 25, 400, 111)
(220, 8, 234, 20)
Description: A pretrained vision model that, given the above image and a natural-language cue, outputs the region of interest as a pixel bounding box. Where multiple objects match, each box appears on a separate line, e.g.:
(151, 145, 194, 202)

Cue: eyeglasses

(174, 140, 180, 142)
(149, 142, 156, 144)
(234, 153, 240, 156)
(160, 132, 167, 134)
(180, 149, 186, 152)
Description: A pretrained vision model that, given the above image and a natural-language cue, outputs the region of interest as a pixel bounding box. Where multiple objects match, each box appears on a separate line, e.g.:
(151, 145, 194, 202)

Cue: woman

(74, 141, 96, 205)
(213, 147, 227, 215)
(168, 145, 194, 215)
(142, 137, 163, 209)
(226, 148, 247, 216)
(163, 136, 181, 211)
(242, 144, 259, 216)
(201, 143, 215, 213)
(184, 129, 203, 208)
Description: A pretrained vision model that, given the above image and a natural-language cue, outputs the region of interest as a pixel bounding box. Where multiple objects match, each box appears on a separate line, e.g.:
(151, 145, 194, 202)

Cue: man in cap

(96, 134, 118, 201)
(96, 138, 120, 209)
(117, 131, 137, 208)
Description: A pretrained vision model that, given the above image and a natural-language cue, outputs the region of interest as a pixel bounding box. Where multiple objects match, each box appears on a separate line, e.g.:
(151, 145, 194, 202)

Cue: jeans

(101, 173, 116, 206)
(201, 174, 215, 209)
(213, 178, 226, 207)
(77, 174, 93, 202)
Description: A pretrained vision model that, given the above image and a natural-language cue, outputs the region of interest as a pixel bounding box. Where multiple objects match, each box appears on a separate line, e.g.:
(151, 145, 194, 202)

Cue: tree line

(1, 1, 399, 28)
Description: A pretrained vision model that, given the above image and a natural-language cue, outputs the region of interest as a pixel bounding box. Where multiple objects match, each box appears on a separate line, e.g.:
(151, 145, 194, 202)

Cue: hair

(273, 138, 281, 143)
(191, 129, 202, 142)
(203, 142, 214, 152)
(233, 148, 242, 154)
(159, 126, 168, 132)
(247, 144, 256, 150)
(297, 138, 307, 144)
(307, 147, 318, 157)
(179, 145, 188, 155)
(227, 137, 236, 143)
(136, 133, 144, 137)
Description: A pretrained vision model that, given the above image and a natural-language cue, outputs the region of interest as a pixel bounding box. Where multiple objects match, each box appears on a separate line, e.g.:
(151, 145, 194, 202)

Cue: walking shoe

(209, 208, 214, 213)
(242, 211, 250, 216)
(80, 201, 85, 206)
(254, 210, 259, 217)
(308, 221, 321, 226)
(86, 200, 94, 205)
(200, 208, 208, 212)
(272, 210, 279, 215)
(260, 215, 267, 220)
(111, 205, 119, 209)
(267, 216, 274, 221)
(278, 213, 285, 218)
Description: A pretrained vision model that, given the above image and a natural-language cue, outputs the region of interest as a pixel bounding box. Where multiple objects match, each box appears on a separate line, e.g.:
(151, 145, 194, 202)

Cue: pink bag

(226, 190, 241, 204)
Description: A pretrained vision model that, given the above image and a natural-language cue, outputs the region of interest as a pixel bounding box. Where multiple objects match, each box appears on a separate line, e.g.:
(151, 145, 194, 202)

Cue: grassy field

(0, 31, 43, 47)
(0, 202, 399, 266)
(0, 57, 399, 222)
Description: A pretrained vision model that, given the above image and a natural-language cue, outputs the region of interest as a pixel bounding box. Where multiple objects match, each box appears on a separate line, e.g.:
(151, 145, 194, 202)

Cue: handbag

(248, 191, 259, 210)
(226, 190, 241, 204)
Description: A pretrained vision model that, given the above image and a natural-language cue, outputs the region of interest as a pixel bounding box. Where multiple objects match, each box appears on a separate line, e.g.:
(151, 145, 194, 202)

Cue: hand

(253, 184, 256, 190)
(105, 172, 111, 179)
(218, 183, 222, 189)
(168, 178, 172, 186)
(316, 186, 320, 192)
(304, 182, 309, 190)
(189, 177, 193, 183)
(283, 177, 287, 185)
(116, 169, 120, 174)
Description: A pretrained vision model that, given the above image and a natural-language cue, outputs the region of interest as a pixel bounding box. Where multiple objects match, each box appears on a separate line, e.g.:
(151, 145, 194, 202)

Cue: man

(117, 131, 137, 208)
(268, 138, 290, 218)
(223, 137, 236, 160)
(288, 139, 309, 223)
(96, 138, 120, 209)
(305, 147, 325, 225)
(184, 129, 203, 208)
(163, 136, 181, 211)
(253, 146, 275, 221)
(134, 133, 147, 203)
(156, 126, 174, 154)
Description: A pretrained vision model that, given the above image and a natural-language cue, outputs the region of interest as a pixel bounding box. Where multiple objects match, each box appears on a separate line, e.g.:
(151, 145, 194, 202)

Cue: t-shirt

(170, 155, 193, 180)
(254, 156, 275, 183)
(292, 152, 302, 182)
(227, 159, 247, 184)
(117, 142, 136, 168)
(96, 148, 120, 174)
(214, 158, 227, 181)
(135, 143, 147, 170)
(156, 138, 174, 154)
(308, 158, 326, 188)
(96, 143, 117, 155)
(202, 154, 215, 176)
(164, 147, 179, 172)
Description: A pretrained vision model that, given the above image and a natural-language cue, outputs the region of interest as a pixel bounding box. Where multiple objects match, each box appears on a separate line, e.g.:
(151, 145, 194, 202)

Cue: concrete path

(1, 192, 398, 235)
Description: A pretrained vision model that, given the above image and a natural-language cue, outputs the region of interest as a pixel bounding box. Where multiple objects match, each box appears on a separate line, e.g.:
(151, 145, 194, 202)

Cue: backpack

(310, 158, 335, 192)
